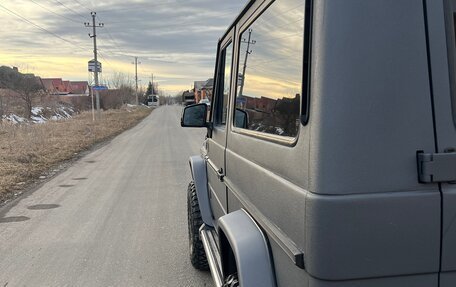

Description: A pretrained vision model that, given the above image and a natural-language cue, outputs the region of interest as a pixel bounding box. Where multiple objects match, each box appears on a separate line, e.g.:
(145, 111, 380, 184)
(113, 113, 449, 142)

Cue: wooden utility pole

(133, 57, 141, 105)
(239, 28, 256, 98)
(85, 12, 104, 119)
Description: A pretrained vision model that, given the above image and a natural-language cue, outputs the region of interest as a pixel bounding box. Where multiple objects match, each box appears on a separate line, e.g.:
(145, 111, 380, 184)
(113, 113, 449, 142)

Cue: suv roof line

(219, 0, 257, 42)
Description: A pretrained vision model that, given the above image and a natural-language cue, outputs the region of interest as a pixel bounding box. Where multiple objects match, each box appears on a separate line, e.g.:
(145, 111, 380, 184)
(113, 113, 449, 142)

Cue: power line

(0, 3, 89, 52)
(96, 15, 131, 57)
(106, 8, 238, 25)
(53, 0, 86, 20)
(104, 13, 238, 36)
(255, 31, 303, 44)
(97, 51, 125, 75)
(260, 2, 305, 24)
(28, 0, 81, 24)
(72, 0, 92, 11)
(96, 0, 182, 13)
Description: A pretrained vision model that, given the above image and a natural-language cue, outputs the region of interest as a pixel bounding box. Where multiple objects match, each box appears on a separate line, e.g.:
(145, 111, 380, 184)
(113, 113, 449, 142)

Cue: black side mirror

(234, 108, 249, 129)
(181, 103, 208, 127)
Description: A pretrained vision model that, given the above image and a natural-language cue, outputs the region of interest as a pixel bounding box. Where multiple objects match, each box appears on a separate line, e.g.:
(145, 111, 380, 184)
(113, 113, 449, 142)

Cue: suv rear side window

(234, 0, 305, 138)
(447, 0, 456, 124)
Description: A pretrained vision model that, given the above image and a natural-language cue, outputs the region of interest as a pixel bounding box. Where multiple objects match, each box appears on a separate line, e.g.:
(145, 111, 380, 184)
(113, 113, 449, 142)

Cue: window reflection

(234, 0, 304, 138)
(222, 43, 232, 125)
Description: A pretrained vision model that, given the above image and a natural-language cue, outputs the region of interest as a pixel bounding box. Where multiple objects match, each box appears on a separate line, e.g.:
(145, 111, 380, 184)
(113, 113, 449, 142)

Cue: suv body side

(184, 0, 456, 286)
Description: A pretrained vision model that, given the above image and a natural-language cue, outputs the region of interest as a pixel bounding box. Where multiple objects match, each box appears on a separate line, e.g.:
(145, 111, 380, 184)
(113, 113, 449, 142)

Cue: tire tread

(187, 181, 209, 271)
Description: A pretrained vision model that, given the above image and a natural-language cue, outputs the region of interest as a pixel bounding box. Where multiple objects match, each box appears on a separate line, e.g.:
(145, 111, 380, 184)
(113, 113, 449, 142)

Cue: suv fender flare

(189, 155, 213, 227)
(218, 209, 276, 287)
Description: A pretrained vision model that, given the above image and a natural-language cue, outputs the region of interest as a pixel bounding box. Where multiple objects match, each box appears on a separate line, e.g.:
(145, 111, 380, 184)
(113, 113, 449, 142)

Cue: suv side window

(234, 0, 305, 138)
(446, 0, 456, 125)
(214, 42, 233, 125)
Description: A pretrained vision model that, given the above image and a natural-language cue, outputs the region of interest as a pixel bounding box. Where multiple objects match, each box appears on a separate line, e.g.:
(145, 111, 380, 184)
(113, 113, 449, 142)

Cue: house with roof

(69, 81, 90, 96)
(41, 78, 89, 96)
(194, 78, 214, 103)
(201, 78, 214, 101)
(194, 81, 206, 103)
(41, 78, 67, 95)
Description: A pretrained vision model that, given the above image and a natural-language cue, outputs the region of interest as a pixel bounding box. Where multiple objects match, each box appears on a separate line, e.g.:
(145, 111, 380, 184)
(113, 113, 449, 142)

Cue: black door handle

(217, 168, 225, 182)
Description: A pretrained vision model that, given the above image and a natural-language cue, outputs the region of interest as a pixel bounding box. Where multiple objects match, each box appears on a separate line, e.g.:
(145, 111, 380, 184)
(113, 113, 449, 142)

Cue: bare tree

(108, 72, 135, 105)
(0, 66, 42, 119)
(14, 76, 43, 119)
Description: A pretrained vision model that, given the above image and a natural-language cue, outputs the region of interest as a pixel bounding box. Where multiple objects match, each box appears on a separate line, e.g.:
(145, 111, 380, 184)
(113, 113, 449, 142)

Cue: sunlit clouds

(238, 0, 304, 100)
(0, 0, 246, 93)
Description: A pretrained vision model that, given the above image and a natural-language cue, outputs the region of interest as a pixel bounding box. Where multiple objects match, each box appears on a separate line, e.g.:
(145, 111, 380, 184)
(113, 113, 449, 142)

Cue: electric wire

(0, 3, 90, 52)
(28, 0, 82, 24)
(53, 0, 87, 20)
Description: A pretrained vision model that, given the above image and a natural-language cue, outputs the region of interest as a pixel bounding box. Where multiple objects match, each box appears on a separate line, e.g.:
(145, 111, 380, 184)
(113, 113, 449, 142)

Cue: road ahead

(0, 105, 213, 287)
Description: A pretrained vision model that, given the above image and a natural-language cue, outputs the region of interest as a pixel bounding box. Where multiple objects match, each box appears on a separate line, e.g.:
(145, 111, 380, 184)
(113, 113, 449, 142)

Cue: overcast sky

(0, 0, 247, 93)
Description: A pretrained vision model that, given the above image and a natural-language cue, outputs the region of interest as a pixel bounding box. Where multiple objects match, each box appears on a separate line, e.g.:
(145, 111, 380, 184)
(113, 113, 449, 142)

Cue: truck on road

(182, 90, 196, 106)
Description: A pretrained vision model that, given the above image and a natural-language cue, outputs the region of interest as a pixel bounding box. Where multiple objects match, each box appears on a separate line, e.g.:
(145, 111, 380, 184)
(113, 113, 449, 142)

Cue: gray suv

(181, 0, 456, 286)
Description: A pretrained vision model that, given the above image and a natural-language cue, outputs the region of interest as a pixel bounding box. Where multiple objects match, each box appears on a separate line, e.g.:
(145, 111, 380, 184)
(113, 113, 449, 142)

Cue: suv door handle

(207, 159, 225, 182)
(217, 168, 225, 182)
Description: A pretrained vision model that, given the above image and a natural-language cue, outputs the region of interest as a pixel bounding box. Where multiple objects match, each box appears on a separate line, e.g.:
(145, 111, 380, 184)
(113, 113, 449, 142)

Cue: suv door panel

(206, 34, 234, 225)
(427, 0, 456, 279)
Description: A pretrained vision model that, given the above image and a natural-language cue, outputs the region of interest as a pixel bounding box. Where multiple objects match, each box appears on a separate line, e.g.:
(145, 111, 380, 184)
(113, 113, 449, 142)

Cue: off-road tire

(187, 181, 209, 270)
(223, 273, 240, 287)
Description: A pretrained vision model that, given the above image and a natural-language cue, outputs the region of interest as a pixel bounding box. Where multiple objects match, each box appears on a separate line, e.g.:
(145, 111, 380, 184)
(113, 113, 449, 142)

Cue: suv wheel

(187, 181, 209, 270)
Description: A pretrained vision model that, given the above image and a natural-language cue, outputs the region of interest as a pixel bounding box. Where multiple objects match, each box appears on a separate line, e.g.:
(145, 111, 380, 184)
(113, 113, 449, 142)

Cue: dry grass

(0, 106, 152, 200)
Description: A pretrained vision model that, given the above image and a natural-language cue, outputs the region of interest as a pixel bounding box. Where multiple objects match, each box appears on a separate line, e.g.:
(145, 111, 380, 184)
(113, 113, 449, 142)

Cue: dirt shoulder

(0, 106, 153, 204)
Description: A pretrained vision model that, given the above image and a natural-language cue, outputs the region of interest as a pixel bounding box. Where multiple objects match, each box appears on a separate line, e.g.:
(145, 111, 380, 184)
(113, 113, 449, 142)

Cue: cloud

(0, 0, 246, 93)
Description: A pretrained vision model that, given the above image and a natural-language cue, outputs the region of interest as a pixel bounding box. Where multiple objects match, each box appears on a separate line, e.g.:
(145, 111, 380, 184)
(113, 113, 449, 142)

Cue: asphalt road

(0, 105, 213, 287)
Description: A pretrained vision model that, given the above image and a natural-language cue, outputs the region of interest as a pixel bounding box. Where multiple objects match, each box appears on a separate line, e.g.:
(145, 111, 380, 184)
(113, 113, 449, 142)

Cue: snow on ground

(31, 115, 46, 124)
(31, 107, 44, 115)
(2, 105, 77, 124)
(4, 114, 26, 124)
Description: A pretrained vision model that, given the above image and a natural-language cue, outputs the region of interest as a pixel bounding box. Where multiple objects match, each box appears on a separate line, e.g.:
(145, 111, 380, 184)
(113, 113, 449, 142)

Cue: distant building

(41, 78, 89, 96)
(201, 78, 214, 101)
(194, 78, 213, 103)
(194, 81, 206, 103)
(69, 81, 90, 96)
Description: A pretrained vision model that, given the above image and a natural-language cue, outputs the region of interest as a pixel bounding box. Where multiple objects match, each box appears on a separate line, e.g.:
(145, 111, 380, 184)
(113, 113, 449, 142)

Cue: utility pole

(132, 57, 141, 105)
(239, 28, 256, 98)
(85, 12, 104, 119)
(151, 73, 154, 95)
(152, 74, 158, 94)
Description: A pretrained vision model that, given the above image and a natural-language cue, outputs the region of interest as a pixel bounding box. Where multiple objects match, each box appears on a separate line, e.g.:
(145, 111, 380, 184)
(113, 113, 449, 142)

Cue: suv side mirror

(234, 108, 249, 129)
(181, 103, 208, 127)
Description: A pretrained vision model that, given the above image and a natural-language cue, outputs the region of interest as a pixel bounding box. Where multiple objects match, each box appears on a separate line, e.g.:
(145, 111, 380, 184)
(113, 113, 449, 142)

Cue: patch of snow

(58, 107, 72, 118)
(3, 104, 76, 124)
(4, 114, 26, 124)
(31, 106, 44, 116)
(31, 115, 46, 124)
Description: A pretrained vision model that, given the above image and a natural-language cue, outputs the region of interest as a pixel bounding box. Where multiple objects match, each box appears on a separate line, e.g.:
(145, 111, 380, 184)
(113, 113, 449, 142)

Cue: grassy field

(0, 106, 152, 202)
